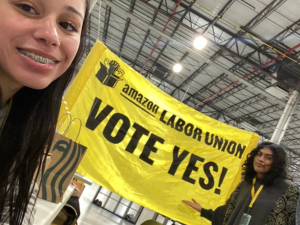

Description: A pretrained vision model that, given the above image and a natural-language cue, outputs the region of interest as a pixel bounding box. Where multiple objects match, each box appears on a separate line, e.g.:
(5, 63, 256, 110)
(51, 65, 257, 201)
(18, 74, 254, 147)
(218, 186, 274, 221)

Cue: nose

(33, 18, 61, 47)
(257, 155, 264, 162)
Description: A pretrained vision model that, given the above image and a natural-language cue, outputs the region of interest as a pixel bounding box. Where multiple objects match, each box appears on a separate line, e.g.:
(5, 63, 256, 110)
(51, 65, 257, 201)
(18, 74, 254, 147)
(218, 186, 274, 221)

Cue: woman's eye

(17, 4, 37, 14)
(60, 22, 77, 32)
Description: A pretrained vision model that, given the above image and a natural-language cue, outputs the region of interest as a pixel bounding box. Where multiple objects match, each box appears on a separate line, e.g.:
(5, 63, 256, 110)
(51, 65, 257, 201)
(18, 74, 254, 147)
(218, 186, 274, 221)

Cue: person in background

(183, 142, 299, 225)
(0, 0, 90, 224)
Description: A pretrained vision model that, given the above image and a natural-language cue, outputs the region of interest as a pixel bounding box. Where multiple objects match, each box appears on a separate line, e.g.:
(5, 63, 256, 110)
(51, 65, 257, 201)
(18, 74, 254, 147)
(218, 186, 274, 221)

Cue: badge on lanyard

(239, 213, 252, 225)
(239, 177, 264, 225)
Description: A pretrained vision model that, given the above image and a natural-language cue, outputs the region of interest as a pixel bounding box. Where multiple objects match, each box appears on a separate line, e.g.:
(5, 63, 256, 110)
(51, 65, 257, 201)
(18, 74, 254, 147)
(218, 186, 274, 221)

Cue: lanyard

(249, 177, 264, 209)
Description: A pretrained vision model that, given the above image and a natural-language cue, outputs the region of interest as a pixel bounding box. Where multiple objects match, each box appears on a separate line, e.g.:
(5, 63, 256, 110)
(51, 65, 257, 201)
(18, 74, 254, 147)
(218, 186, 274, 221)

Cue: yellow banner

(58, 41, 259, 225)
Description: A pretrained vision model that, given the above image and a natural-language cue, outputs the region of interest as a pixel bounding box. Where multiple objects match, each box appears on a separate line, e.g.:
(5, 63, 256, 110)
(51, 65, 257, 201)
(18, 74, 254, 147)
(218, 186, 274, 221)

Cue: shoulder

(281, 179, 298, 189)
(276, 179, 299, 197)
(265, 180, 298, 224)
(238, 179, 251, 189)
(285, 181, 299, 195)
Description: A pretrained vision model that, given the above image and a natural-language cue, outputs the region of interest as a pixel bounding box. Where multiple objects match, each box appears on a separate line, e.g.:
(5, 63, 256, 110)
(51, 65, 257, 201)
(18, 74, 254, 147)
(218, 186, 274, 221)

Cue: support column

(89, 0, 100, 13)
(271, 90, 300, 144)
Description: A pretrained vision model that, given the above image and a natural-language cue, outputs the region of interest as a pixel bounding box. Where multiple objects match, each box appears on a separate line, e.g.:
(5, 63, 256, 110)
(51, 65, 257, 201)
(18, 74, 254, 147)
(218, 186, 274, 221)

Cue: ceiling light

(193, 36, 208, 50)
(173, 63, 182, 73)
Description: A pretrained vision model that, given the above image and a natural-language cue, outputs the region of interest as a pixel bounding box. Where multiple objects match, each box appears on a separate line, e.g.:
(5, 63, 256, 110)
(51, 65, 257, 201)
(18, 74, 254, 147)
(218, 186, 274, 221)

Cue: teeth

(19, 49, 55, 64)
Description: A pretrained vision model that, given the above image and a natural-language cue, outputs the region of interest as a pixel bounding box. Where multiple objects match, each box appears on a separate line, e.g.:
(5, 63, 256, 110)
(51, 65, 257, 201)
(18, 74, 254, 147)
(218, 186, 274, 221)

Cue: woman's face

(253, 147, 273, 178)
(0, 0, 85, 90)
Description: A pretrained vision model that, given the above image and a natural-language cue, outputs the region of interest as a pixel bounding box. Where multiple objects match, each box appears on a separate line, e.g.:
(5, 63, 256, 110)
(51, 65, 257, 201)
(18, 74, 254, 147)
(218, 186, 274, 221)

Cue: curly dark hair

(242, 141, 287, 186)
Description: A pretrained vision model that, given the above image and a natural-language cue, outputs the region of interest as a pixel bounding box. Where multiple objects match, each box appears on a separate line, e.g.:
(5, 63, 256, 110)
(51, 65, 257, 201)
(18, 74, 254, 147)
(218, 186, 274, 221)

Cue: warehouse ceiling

(84, 0, 300, 184)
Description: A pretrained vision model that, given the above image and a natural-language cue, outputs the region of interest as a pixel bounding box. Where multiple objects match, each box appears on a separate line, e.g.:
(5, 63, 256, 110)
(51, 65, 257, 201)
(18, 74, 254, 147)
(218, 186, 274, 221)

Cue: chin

(21, 77, 60, 90)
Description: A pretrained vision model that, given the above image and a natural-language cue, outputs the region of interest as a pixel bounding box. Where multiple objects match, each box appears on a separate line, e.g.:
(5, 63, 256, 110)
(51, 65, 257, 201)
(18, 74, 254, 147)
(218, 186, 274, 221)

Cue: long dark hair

(0, 1, 90, 224)
(242, 141, 287, 186)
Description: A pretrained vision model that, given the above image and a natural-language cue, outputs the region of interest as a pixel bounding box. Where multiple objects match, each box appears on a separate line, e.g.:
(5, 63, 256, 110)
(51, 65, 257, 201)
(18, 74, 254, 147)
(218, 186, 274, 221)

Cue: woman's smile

(0, 0, 84, 91)
(18, 49, 57, 65)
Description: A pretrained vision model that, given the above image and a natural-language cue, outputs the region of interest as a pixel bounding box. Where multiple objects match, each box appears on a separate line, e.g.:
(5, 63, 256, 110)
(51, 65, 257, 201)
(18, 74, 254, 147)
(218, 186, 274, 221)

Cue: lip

(17, 47, 59, 72)
(17, 47, 60, 62)
(255, 162, 264, 167)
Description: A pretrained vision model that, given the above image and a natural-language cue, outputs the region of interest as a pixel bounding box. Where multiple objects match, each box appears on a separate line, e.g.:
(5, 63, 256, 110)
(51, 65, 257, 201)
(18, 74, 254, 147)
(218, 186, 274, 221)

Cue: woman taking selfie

(0, 0, 90, 224)
(183, 142, 299, 225)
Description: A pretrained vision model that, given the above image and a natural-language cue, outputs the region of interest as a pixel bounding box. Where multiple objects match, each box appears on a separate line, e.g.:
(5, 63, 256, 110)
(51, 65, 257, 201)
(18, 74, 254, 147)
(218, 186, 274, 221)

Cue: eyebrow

(65, 6, 84, 20)
(258, 150, 273, 156)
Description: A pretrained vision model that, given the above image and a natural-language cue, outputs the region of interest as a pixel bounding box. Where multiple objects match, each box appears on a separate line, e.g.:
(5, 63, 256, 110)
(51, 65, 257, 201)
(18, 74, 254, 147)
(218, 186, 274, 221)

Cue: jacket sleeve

(200, 181, 242, 224)
(201, 205, 226, 224)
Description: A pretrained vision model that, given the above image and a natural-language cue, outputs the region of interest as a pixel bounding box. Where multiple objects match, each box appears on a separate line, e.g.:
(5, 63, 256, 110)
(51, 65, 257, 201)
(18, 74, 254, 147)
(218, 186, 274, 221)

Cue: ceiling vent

(276, 58, 300, 87)
(242, 115, 262, 126)
(152, 63, 169, 80)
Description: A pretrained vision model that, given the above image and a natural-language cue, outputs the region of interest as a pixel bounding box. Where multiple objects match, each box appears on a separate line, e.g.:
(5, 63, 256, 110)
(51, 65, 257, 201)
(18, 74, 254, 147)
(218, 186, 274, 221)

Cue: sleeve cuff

(200, 208, 213, 221)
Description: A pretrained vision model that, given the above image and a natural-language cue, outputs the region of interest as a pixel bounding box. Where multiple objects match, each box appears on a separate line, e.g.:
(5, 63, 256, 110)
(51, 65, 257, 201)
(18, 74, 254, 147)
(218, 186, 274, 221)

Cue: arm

(183, 182, 243, 223)
(182, 199, 224, 222)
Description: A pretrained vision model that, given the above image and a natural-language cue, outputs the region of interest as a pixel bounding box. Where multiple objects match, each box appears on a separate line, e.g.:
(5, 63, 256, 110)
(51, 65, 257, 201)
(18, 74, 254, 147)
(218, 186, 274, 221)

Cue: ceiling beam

(101, 0, 289, 109)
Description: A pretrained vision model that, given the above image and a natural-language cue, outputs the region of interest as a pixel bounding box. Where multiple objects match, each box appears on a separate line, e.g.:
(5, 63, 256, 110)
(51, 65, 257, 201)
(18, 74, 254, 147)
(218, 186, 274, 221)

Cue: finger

(182, 200, 190, 205)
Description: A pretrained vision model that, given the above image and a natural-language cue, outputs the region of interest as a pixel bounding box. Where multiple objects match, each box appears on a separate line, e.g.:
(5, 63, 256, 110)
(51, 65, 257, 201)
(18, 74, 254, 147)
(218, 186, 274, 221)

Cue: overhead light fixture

(193, 36, 208, 50)
(173, 63, 182, 73)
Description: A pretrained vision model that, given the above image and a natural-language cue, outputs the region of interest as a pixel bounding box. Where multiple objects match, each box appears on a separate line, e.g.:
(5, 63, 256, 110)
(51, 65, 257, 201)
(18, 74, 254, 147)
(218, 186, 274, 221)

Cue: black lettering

(205, 132, 214, 145)
(122, 84, 130, 93)
(168, 146, 189, 175)
(159, 110, 168, 124)
(221, 139, 229, 152)
(125, 123, 150, 153)
(142, 97, 149, 106)
(175, 118, 185, 132)
(227, 141, 236, 155)
(213, 135, 223, 150)
(193, 128, 202, 141)
(182, 154, 205, 184)
(136, 93, 143, 103)
(139, 134, 164, 165)
(103, 113, 130, 144)
(235, 144, 246, 159)
(86, 98, 114, 130)
(128, 87, 138, 99)
(199, 162, 218, 190)
(183, 123, 192, 136)
(147, 101, 153, 110)
(152, 105, 159, 114)
(166, 115, 176, 128)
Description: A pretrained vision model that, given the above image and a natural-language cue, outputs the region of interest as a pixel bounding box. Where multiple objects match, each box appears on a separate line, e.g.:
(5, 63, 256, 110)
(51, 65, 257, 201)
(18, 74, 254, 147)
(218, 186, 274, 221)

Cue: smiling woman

(0, 0, 90, 224)
(183, 142, 299, 225)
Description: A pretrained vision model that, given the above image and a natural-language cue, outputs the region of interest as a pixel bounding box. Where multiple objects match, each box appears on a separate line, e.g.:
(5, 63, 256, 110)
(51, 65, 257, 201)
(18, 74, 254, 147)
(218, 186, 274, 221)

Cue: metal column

(89, 0, 99, 13)
(271, 90, 300, 144)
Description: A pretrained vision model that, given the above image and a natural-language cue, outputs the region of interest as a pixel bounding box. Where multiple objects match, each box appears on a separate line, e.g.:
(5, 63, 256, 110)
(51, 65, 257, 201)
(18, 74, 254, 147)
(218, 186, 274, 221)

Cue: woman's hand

(71, 180, 85, 198)
(182, 199, 202, 212)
